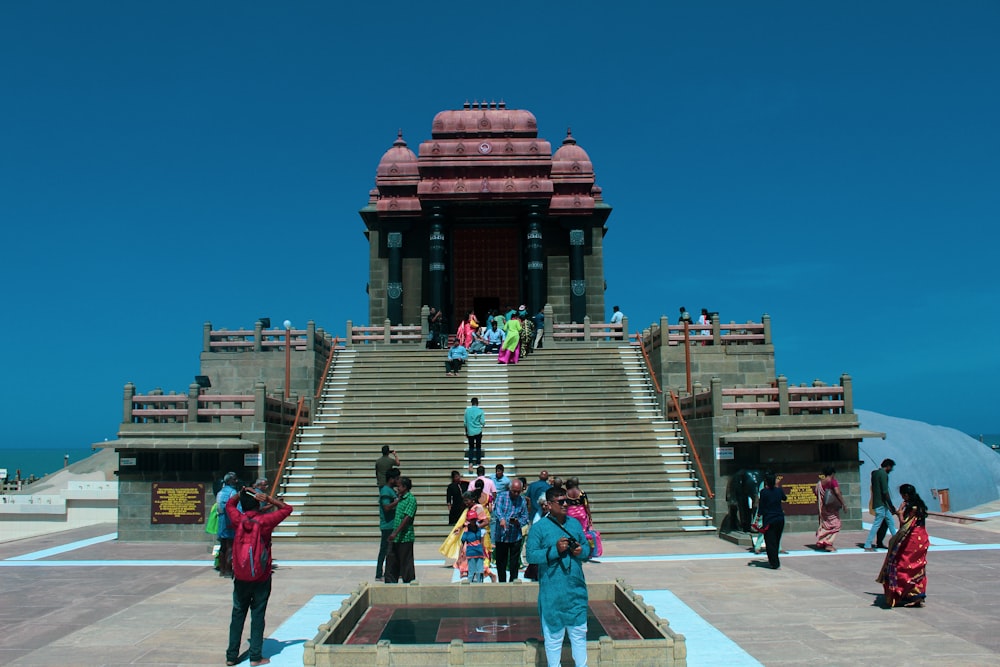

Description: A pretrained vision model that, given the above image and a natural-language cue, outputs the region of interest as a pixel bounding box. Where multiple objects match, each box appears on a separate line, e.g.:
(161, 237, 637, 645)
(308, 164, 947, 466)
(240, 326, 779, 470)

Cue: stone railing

(669, 374, 853, 420)
(642, 314, 771, 352)
(203, 320, 334, 358)
(345, 320, 424, 345)
(123, 382, 307, 426)
(550, 315, 628, 344)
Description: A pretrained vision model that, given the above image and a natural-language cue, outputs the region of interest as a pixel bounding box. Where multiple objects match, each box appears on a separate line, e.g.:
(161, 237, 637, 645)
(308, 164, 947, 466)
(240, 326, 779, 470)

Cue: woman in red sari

(877, 483, 928, 608)
(814, 466, 845, 552)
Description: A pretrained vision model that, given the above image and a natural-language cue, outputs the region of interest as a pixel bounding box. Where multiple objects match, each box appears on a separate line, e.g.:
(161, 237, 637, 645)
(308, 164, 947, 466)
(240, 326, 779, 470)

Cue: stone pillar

(711, 377, 723, 417)
(526, 213, 544, 313)
(254, 381, 267, 422)
(569, 229, 586, 323)
(253, 320, 263, 352)
(124, 382, 136, 423)
(841, 373, 853, 413)
(345, 320, 353, 347)
(188, 383, 200, 423)
(420, 305, 430, 341)
(544, 303, 554, 348)
(387, 232, 403, 325)
(203, 322, 212, 352)
(777, 375, 789, 415)
(428, 213, 446, 317)
(762, 313, 771, 344)
(306, 320, 316, 352)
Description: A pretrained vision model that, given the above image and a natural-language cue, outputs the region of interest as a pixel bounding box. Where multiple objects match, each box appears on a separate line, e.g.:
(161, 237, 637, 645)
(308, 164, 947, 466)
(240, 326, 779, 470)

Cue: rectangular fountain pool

(304, 580, 686, 666)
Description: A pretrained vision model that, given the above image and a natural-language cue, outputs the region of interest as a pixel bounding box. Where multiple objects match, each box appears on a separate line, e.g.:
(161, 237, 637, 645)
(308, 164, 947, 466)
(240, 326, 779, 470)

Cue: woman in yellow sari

(439, 492, 495, 581)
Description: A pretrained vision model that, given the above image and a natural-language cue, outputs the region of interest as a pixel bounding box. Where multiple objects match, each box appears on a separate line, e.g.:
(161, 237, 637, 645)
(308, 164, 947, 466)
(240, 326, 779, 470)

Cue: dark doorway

(473, 297, 500, 325)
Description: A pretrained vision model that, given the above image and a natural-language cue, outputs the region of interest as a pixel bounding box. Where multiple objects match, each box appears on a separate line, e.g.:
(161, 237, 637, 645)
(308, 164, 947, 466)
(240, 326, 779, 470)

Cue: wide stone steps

(272, 344, 713, 541)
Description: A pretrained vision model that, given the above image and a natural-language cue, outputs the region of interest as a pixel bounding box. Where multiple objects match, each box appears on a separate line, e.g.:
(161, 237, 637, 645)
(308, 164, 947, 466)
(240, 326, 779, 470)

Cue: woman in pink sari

(877, 483, 928, 608)
(814, 465, 845, 552)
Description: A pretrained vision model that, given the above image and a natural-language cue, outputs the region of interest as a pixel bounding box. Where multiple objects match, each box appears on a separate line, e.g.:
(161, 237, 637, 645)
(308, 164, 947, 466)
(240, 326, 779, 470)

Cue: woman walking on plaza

(814, 466, 845, 552)
(758, 471, 787, 569)
(877, 483, 929, 608)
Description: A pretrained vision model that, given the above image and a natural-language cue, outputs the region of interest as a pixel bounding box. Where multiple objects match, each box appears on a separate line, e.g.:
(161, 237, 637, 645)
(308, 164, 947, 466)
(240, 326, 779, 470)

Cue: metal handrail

(667, 389, 714, 499)
(270, 395, 306, 498)
(315, 337, 341, 402)
(633, 333, 714, 500)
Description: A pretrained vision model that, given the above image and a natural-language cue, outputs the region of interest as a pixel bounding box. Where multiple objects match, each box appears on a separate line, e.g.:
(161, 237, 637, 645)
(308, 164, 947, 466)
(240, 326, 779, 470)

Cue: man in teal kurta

(526, 486, 591, 667)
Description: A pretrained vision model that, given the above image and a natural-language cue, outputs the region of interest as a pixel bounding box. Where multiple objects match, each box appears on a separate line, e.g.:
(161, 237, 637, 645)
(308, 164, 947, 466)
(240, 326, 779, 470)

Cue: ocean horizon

(0, 446, 99, 481)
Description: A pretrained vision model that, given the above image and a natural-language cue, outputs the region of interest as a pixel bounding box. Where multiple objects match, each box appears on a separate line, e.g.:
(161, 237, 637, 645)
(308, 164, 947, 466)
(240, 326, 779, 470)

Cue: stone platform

(3, 505, 1000, 666)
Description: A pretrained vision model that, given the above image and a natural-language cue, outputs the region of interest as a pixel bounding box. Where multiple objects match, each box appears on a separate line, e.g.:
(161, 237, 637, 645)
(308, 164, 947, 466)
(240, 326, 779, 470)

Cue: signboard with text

(151, 482, 205, 524)
(775, 473, 820, 516)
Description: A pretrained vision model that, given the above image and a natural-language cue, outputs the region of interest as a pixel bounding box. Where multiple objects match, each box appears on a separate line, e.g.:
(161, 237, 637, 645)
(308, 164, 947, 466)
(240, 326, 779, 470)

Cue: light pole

(284, 320, 293, 403)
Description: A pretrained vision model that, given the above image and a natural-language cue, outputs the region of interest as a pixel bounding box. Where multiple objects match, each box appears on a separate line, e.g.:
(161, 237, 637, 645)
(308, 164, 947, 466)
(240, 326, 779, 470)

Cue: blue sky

(2, 2, 998, 450)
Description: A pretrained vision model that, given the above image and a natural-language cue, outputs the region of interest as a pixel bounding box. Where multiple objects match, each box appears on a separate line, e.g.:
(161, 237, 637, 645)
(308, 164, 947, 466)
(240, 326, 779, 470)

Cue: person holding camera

(526, 486, 592, 667)
(492, 478, 529, 582)
(225, 487, 293, 666)
(375, 445, 400, 488)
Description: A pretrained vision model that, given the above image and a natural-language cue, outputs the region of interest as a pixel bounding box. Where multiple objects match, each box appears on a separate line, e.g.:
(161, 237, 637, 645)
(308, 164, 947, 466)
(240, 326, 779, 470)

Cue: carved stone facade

(360, 102, 612, 329)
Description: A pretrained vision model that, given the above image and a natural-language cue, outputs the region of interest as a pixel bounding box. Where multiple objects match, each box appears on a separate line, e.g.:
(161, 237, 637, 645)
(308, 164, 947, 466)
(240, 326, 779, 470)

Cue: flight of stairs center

(274, 344, 714, 541)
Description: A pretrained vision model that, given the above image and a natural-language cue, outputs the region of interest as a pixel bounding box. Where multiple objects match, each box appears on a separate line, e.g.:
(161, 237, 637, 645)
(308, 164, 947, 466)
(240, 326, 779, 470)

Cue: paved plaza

(3, 506, 1000, 667)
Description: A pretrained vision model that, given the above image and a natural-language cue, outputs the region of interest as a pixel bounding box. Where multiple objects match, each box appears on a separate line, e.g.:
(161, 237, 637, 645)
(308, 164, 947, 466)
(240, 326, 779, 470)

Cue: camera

(565, 538, 580, 552)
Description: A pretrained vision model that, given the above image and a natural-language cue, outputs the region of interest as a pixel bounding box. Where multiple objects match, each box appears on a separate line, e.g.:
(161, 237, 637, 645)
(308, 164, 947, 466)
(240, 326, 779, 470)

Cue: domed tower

(360, 102, 612, 328)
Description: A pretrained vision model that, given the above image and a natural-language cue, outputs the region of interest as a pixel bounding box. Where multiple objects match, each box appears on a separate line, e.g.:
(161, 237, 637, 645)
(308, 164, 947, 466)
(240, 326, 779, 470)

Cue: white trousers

(541, 618, 588, 667)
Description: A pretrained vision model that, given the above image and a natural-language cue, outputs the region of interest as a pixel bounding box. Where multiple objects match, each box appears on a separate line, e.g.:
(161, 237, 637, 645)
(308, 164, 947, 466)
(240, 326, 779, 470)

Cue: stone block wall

(367, 228, 387, 324)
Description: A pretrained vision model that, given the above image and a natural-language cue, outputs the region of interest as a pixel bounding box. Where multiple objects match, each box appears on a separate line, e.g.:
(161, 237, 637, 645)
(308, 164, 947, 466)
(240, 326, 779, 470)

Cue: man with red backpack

(224, 487, 293, 666)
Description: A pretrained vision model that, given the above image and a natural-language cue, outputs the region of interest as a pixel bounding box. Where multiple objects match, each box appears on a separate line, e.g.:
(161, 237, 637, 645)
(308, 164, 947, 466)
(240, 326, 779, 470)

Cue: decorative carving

(456, 142, 465, 154)
(387, 232, 402, 248)
(455, 178, 466, 192)
(429, 262, 445, 272)
(527, 229, 542, 240)
(571, 280, 587, 297)
(529, 142, 539, 153)
(431, 178, 441, 192)
(504, 142, 514, 153)
(528, 261, 544, 270)
(479, 113, 491, 129)
(387, 282, 403, 299)
(431, 142, 441, 154)
(505, 178, 515, 191)
(529, 177, 540, 191)
(430, 230, 445, 241)
(570, 229, 585, 245)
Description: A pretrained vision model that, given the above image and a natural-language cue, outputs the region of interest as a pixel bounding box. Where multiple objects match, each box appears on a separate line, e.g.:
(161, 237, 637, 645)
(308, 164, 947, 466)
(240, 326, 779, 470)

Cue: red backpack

(232, 514, 271, 582)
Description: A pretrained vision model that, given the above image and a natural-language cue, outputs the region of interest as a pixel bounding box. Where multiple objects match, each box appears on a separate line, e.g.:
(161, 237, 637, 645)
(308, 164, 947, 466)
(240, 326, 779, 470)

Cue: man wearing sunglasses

(526, 486, 592, 666)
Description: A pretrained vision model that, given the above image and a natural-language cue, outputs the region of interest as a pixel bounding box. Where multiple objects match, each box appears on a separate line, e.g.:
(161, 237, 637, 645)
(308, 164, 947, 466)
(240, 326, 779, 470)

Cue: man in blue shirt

(445, 341, 468, 376)
(526, 486, 591, 667)
(489, 463, 511, 495)
(527, 470, 551, 523)
(376, 468, 400, 580)
(532, 308, 545, 349)
(492, 478, 529, 582)
(464, 398, 485, 471)
(215, 472, 240, 578)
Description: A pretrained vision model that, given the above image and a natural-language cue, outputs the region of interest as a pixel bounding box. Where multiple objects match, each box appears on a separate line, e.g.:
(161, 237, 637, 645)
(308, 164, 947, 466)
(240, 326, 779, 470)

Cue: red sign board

(151, 482, 206, 524)
(775, 473, 820, 516)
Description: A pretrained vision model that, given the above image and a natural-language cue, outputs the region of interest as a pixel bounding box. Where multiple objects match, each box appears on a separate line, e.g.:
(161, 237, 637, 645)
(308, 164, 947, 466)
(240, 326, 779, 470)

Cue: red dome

(551, 129, 594, 179)
(376, 131, 419, 181)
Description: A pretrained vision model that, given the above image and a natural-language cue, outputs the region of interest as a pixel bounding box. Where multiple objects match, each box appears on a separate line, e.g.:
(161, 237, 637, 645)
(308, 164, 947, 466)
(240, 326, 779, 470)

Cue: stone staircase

(273, 344, 714, 541)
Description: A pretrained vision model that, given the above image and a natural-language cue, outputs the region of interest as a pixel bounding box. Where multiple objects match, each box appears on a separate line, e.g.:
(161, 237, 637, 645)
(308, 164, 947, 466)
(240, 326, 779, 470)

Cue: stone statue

(726, 469, 764, 532)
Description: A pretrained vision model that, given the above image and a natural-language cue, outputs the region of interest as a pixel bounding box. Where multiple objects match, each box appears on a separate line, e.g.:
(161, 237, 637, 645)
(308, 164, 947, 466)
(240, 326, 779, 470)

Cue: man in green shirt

(864, 458, 897, 551)
(376, 468, 400, 580)
(385, 477, 418, 583)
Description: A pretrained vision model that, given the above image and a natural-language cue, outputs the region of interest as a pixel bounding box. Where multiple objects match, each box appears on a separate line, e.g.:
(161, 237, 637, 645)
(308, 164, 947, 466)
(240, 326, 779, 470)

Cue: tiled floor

(3, 510, 1000, 666)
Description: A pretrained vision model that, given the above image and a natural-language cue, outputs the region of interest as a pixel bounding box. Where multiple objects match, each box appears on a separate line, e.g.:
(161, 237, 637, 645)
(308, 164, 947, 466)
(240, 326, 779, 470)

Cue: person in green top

(385, 477, 418, 583)
(864, 458, 897, 551)
(376, 468, 400, 580)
